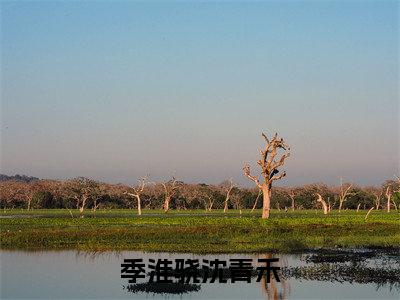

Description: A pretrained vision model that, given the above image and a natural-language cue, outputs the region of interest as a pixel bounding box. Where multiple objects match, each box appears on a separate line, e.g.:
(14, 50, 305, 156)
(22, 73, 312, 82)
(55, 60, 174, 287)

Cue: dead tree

(394, 175, 400, 210)
(385, 186, 392, 213)
(338, 178, 352, 212)
(327, 197, 336, 212)
(243, 132, 290, 219)
(27, 182, 40, 211)
(288, 189, 296, 211)
(231, 192, 243, 215)
(162, 177, 179, 212)
(223, 179, 234, 213)
(64, 178, 99, 217)
(383, 178, 399, 212)
(0, 181, 31, 210)
(251, 190, 262, 212)
(204, 195, 214, 212)
(90, 183, 105, 213)
(125, 177, 149, 216)
(365, 207, 374, 220)
(374, 190, 382, 210)
(316, 193, 328, 215)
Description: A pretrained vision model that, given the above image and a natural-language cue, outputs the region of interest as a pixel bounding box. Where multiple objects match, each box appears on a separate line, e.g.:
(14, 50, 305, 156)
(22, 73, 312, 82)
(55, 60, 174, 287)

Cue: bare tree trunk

(27, 198, 32, 211)
(375, 196, 380, 210)
(223, 179, 234, 213)
(203, 198, 213, 212)
(251, 201, 257, 212)
(67, 208, 74, 218)
(79, 195, 87, 216)
(356, 203, 361, 212)
(126, 193, 143, 216)
(316, 193, 328, 215)
(136, 195, 142, 216)
(261, 186, 271, 219)
(338, 179, 352, 213)
(93, 203, 100, 212)
(251, 190, 262, 212)
(223, 199, 229, 213)
(385, 186, 393, 213)
(365, 207, 374, 220)
(92, 199, 99, 212)
(164, 196, 171, 212)
(162, 177, 178, 213)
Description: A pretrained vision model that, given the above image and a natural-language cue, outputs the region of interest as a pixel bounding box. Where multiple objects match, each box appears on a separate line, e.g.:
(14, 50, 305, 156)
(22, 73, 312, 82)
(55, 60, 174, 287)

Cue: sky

(1, 1, 398, 187)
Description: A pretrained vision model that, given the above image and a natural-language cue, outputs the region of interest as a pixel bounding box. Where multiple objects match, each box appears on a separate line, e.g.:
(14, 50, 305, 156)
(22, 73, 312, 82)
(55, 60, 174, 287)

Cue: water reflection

(259, 254, 290, 300)
(123, 282, 201, 294)
(1, 249, 399, 299)
(281, 248, 400, 292)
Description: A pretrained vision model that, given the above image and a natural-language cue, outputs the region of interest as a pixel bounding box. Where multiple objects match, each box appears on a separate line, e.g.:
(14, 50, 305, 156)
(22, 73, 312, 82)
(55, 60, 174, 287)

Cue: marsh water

(1, 250, 399, 299)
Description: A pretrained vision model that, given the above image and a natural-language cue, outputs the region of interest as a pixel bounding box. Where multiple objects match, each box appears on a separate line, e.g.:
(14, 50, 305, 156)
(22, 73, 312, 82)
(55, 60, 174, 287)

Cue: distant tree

(364, 186, 383, 210)
(105, 183, 131, 209)
(63, 177, 100, 216)
(251, 190, 262, 212)
(294, 183, 333, 211)
(0, 181, 30, 208)
(162, 177, 179, 212)
(220, 179, 234, 213)
(336, 178, 353, 212)
(383, 179, 399, 212)
(0, 174, 39, 183)
(125, 177, 151, 216)
(198, 184, 216, 212)
(346, 186, 374, 210)
(231, 188, 247, 214)
(316, 193, 328, 214)
(271, 187, 292, 211)
(31, 191, 53, 209)
(243, 132, 290, 219)
(288, 187, 298, 211)
(394, 176, 400, 208)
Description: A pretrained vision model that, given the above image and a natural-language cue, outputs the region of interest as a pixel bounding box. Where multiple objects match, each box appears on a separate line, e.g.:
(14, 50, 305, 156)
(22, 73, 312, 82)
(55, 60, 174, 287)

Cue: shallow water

(1, 250, 398, 299)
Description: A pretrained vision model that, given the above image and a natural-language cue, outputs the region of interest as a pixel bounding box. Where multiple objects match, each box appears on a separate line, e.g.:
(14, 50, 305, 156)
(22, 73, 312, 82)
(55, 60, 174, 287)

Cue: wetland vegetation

(1, 209, 398, 253)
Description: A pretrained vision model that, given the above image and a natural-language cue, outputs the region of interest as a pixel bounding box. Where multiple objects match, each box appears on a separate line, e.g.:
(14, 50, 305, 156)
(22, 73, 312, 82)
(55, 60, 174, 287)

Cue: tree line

(1, 132, 398, 218)
(1, 175, 399, 214)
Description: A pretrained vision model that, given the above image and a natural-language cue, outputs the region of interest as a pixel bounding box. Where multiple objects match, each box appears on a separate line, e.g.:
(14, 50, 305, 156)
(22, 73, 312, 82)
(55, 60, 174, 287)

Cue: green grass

(1, 209, 399, 253)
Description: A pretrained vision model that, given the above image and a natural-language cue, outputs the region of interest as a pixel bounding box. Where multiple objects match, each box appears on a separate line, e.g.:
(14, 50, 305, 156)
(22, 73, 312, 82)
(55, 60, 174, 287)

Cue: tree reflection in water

(123, 282, 201, 294)
(72, 249, 399, 297)
(258, 254, 290, 300)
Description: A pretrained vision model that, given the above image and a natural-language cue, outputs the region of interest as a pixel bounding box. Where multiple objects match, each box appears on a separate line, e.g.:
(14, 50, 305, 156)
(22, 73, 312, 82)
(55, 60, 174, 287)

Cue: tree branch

(243, 164, 262, 189)
(270, 171, 286, 181)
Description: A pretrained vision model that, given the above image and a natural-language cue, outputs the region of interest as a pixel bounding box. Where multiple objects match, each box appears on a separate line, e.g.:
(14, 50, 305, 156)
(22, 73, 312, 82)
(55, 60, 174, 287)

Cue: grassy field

(1, 209, 399, 253)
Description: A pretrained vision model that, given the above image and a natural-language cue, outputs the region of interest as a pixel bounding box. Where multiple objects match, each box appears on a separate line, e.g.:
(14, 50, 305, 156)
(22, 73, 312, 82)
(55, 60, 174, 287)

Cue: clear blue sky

(1, 1, 398, 186)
